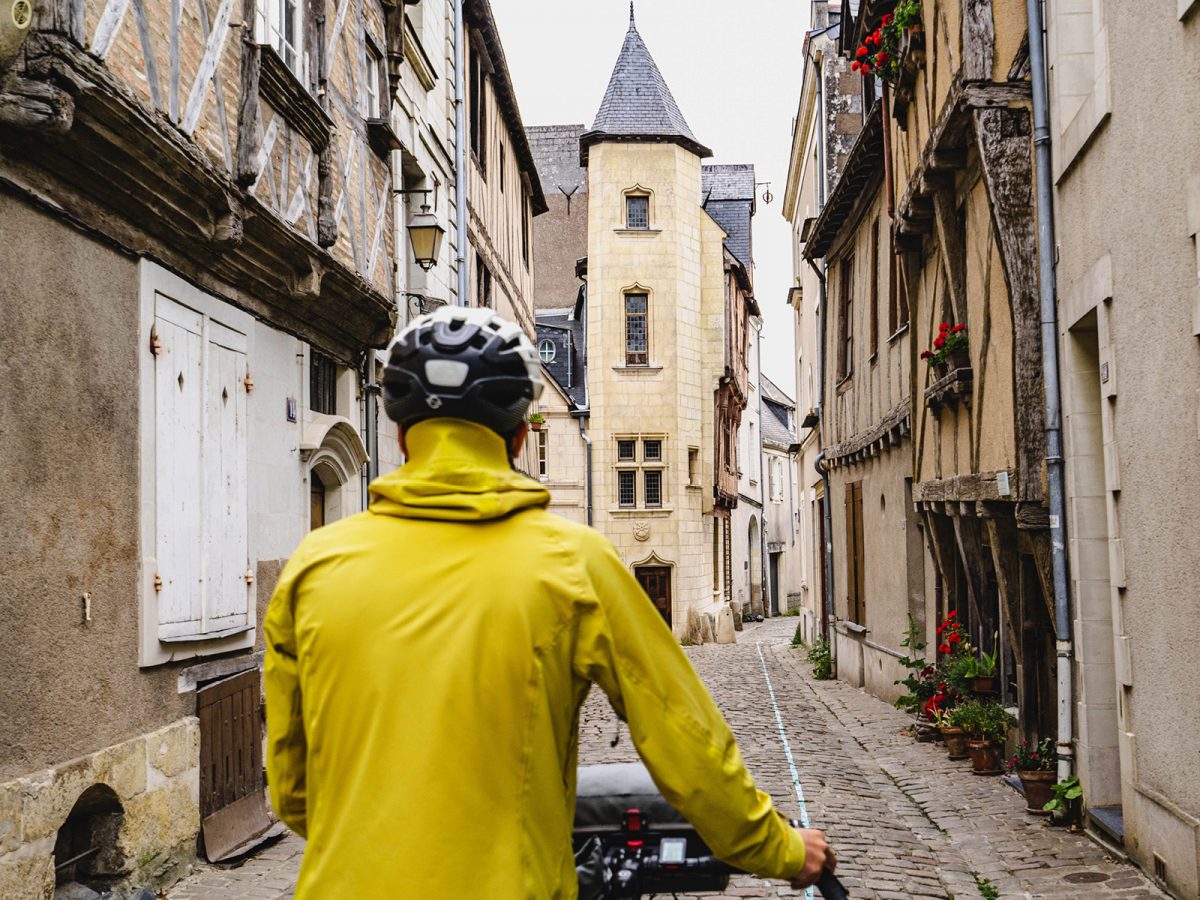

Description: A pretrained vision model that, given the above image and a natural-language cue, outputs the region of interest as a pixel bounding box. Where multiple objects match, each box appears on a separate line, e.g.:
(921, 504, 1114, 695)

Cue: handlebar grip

(815, 868, 849, 899)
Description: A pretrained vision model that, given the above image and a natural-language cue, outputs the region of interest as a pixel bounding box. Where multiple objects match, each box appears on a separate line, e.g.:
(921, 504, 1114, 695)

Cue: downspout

(1027, 0, 1074, 783)
(453, 0, 468, 307)
(810, 48, 837, 673)
(755, 320, 769, 615)
(578, 416, 593, 526)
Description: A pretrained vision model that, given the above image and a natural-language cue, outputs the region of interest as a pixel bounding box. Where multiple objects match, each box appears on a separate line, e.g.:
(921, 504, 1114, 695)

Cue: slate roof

(702, 164, 756, 269)
(535, 304, 587, 408)
(580, 9, 712, 163)
(528, 125, 588, 196)
(760, 376, 796, 450)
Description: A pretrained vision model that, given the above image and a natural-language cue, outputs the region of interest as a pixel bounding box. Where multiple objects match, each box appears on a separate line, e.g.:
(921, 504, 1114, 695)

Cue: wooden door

(635, 566, 672, 627)
(844, 482, 865, 624)
(197, 669, 269, 860)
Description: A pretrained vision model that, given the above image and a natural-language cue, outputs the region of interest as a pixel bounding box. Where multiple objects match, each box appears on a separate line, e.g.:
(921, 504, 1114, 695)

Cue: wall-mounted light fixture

(394, 188, 446, 271)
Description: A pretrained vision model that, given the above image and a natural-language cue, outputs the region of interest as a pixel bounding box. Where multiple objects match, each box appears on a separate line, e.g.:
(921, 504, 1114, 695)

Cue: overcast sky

(490, 0, 813, 397)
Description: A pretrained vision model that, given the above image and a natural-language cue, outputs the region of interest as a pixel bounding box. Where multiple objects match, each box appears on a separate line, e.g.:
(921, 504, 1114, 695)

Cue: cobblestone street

(168, 618, 1166, 899)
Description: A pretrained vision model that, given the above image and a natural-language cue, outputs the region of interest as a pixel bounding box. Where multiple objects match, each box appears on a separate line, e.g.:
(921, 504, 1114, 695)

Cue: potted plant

(849, 0, 922, 84)
(965, 639, 999, 695)
(1043, 774, 1083, 826)
(920, 322, 969, 378)
(950, 698, 1015, 775)
(1007, 738, 1056, 814)
(936, 706, 969, 760)
(528, 412, 545, 431)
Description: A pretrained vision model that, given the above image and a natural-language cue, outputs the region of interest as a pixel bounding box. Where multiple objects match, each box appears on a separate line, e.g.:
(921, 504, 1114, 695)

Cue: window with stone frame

(618, 470, 636, 508)
(626, 194, 650, 230)
(624, 293, 649, 366)
(688, 447, 700, 486)
(617, 439, 636, 462)
(469, 46, 487, 175)
(644, 470, 663, 508)
(643, 439, 662, 461)
(537, 430, 549, 479)
(310, 351, 338, 415)
(476, 259, 493, 309)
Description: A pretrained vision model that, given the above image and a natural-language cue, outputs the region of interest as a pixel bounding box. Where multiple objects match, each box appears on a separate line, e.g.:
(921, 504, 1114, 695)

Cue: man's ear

(510, 422, 530, 458)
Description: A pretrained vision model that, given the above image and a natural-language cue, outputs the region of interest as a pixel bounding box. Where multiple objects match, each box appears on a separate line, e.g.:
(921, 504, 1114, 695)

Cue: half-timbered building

(0, 0, 407, 885)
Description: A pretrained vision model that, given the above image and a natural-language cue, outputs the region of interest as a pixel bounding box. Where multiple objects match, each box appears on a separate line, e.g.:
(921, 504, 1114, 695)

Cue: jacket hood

(368, 418, 550, 522)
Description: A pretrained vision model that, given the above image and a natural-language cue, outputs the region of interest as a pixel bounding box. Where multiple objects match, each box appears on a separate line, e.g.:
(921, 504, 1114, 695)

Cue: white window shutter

(205, 321, 250, 633)
(154, 298, 205, 640)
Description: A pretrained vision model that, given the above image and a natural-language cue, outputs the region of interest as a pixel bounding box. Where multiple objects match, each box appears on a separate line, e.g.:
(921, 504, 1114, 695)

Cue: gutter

(1027, 0, 1074, 783)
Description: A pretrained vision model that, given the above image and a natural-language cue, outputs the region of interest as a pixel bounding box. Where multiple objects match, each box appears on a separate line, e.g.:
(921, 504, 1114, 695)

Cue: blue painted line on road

(757, 641, 814, 900)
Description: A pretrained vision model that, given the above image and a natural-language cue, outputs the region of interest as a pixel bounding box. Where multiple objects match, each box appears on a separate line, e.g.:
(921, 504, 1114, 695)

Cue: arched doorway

(748, 517, 763, 617)
(301, 419, 369, 530)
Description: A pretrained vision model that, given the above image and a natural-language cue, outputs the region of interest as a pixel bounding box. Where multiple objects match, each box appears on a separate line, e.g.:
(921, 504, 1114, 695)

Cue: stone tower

(581, 10, 731, 634)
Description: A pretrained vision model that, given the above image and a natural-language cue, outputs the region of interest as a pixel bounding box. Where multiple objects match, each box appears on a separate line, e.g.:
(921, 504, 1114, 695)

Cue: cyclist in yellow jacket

(264, 307, 833, 898)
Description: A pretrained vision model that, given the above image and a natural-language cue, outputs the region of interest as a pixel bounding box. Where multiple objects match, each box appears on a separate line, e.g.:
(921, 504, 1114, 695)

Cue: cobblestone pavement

(168, 617, 1167, 899)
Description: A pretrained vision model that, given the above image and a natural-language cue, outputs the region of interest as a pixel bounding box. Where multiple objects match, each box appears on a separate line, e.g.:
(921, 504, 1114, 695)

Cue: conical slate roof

(580, 6, 712, 164)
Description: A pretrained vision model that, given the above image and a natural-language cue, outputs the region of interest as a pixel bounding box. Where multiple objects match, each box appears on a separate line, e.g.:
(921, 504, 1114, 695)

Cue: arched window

(539, 339, 557, 363)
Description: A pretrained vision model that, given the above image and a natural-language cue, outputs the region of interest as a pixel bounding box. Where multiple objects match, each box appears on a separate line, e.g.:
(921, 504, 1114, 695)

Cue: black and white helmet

(382, 306, 543, 437)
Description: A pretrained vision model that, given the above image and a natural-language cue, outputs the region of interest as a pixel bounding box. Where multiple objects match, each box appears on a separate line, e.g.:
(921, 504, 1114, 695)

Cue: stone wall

(0, 718, 200, 898)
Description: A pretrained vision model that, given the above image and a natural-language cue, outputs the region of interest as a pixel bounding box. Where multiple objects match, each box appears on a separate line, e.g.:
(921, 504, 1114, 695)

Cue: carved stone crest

(632, 522, 651, 542)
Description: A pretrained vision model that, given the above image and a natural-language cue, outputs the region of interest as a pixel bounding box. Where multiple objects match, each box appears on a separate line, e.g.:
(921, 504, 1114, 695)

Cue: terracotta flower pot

(529, 422, 543, 432)
(966, 739, 1003, 775)
(1018, 770, 1055, 814)
(940, 726, 969, 760)
(971, 675, 997, 695)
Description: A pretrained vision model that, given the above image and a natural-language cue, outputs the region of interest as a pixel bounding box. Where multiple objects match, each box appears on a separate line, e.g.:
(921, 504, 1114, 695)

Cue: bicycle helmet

(382, 306, 543, 438)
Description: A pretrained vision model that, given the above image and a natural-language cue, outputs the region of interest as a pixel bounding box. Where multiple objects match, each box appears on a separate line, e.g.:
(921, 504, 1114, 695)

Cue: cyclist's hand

(789, 828, 836, 889)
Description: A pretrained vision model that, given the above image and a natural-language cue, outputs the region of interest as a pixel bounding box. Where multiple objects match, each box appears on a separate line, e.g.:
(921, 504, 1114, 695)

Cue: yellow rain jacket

(265, 418, 806, 898)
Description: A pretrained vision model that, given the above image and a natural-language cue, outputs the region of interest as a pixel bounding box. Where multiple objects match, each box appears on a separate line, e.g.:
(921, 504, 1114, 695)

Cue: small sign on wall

(286, 397, 297, 423)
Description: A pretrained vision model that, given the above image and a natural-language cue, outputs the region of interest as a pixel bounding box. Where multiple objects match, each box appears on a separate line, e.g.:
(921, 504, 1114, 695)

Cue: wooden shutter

(852, 482, 865, 623)
(155, 298, 206, 639)
(205, 321, 249, 634)
(154, 295, 249, 641)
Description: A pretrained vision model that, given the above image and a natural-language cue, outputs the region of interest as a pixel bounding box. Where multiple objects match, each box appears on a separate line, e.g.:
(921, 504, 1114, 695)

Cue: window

(255, 0, 303, 78)
(476, 260, 493, 308)
(845, 481, 865, 624)
(521, 193, 531, 268)
(538, 339, 557, 364)
(890, 248, 910, 334)
(770, 458, 784, 503)
(537, 430, 549, 479)
(712, 523, 720, 591)
(747, 423, 756, 482)
(688, 447, 699, 486)
(626, 194, 649, 229)
(837, 254, 854, 380)
(869, 220, 879, 353)
(469, 48, 487, 174)
(362, 39, 383, 119)
(617, 439, 636, 461)
(618, 470, 636, 508)
(644, 470, 662, 508)
(624, 293, 648, 366)
(643, 439, 661, 461)
(498, 141, 505, 192)
(310, 351, 337, 415)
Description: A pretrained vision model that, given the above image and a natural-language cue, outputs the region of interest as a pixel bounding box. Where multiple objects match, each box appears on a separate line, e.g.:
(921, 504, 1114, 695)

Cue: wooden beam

(985, 516, 1024, 665)
(923, 510, 960, 616)
(1027, 531, 1059, 626)
(932, 185, 966, 323)
(962, 0, 995, 81)
(973, 106, 1045, 502)
(951, 513, 992, 647)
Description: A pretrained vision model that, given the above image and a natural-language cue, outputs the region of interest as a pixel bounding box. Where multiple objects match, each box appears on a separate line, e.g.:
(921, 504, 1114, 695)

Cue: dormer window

(626, 194, 650, 230)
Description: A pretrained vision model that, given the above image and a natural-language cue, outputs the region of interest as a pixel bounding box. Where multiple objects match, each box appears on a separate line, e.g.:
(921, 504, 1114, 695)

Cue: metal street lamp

(406, 204, 445, 271)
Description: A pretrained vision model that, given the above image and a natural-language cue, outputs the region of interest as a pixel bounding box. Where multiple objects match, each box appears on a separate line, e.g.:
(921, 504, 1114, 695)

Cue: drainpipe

(578, 415, 594, 526)
(364, 357, 380, 486)
(808, 48, 837, 674)
(1027, 0, 1074, 784)
(453, 0, 468, 307)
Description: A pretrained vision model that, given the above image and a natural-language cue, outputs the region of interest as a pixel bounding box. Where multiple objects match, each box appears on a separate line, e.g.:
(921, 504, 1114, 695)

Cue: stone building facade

(783, 0, 863, 647)
(760, 376, 801, 618)
(1047, 3, 1200, 896)
(548, 11, 760, 635)
(0, 0, 406, 887)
